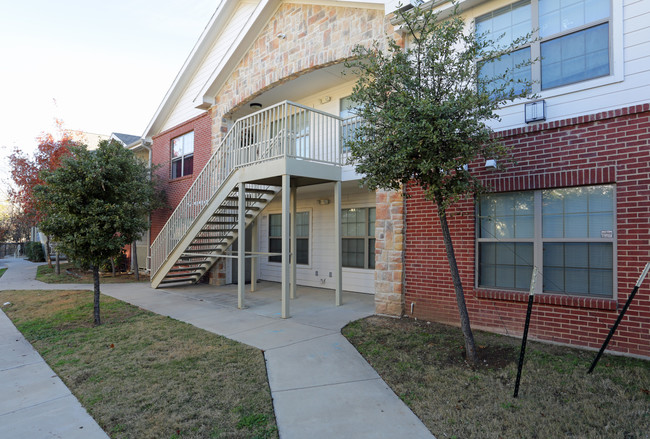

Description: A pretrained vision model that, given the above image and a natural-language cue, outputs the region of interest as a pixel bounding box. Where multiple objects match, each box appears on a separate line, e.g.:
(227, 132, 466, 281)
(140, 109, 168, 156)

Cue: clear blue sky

(0, 0, 218, 197)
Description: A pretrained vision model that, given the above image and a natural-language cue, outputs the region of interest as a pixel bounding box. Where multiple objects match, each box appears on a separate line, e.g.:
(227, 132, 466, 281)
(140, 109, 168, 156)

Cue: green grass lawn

(343, 316, 650, 439)
(36, 262, 149, 284)
(0, 267, 6, 278)
(0, 289, 277, 439)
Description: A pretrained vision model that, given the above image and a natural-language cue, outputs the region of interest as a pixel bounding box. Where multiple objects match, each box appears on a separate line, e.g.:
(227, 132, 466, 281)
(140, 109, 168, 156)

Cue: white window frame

(342, 207, 376, 270)
(171, 131, 194, 179)
(476, 185, 617, 298)
(267, 210, 311, 266)
(474, 0, 623, 101)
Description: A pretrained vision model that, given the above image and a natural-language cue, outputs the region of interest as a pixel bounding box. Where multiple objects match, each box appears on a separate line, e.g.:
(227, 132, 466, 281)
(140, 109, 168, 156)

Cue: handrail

(150, 100, 347, 278)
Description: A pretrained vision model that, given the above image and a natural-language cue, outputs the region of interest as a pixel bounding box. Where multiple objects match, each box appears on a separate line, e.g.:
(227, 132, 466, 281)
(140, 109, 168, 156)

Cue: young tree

(36, 140, 164, 325)
(8, 121, 80, 266)
(345, 4, 532, 364)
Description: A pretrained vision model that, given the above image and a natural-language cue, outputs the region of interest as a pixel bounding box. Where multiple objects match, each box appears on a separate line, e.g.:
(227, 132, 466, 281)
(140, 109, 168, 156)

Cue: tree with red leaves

(8, 120, 82, 266)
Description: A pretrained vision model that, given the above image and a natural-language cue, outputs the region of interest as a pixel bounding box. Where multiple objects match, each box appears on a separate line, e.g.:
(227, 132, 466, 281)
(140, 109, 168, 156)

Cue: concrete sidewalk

(0, 260, 108, 438)
(0, 258, 434, 438)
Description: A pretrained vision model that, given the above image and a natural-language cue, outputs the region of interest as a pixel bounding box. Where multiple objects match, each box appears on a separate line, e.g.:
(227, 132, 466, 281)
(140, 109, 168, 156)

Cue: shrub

(25, 241, 45, 262)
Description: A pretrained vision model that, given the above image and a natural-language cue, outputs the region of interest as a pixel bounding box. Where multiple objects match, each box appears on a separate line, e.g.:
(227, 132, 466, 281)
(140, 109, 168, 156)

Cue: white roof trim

(143, 0, 386, 137)
(143, 0, 240, 138)
(194, 0, 385, 109)
(193, 0, 282, 109)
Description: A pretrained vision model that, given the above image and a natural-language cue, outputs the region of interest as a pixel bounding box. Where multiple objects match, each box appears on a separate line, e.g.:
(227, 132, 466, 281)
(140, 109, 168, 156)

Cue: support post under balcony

(250, 216, 258, 292)
(238, 183, 246, 309)
(281, 174, 290, 318)
(290, 185, 297, 300)
(334, 180, 342, 306)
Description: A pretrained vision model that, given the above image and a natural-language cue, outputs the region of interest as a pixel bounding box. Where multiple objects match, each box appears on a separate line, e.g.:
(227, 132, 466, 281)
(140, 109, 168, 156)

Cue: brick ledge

(476, 289, 617, 311)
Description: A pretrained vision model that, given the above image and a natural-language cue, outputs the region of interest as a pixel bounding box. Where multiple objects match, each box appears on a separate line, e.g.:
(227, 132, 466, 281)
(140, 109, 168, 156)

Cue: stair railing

(151, 101, 345, 278)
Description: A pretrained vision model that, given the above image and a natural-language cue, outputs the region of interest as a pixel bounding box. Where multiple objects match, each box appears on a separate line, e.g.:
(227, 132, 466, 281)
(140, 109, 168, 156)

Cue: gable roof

(142, 0, 386, 140)
(110, 133, 141, 147)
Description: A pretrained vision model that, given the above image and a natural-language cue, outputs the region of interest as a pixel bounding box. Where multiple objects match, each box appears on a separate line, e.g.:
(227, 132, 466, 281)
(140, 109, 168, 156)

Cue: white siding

(458, 0, 650, 131)
(161, 2, 258, 132)
(253, 182, 377, 294)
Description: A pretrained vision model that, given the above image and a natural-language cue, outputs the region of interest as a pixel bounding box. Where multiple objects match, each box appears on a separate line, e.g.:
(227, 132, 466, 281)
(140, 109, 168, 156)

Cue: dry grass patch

(0, 289, 277, 439)
(343, 316, 650, 439)
(36, 262, 149, 284)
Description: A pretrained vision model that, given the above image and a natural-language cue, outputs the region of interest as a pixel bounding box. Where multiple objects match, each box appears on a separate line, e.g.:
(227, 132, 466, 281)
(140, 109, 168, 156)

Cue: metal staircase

(150, 100, 360, 289)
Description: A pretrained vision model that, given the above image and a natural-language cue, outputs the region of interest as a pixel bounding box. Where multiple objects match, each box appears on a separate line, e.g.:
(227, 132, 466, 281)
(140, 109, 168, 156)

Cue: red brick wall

(150, 112, 212, 243)
(404, 104, 650, 358)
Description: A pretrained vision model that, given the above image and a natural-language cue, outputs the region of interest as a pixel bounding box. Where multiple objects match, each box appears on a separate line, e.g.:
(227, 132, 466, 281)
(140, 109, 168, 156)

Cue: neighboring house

(71, 131, 109, 150)
(110, 132, 142, 149)
(143, 0, 649, 357)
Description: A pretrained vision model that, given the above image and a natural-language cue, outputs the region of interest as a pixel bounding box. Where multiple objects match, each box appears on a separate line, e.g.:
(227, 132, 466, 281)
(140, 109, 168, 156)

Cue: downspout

(141, 138, 153, 272)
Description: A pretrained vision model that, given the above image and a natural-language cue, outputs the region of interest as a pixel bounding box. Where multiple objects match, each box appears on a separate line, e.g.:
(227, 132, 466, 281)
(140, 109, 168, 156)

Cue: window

(476, 0, 611, 92)
(342, 207, 376, 269)
(477, 185, 615, 296)
(340, 96, 362, 152)
(268, 212, 309, 264)
(171, 131, 194, 179)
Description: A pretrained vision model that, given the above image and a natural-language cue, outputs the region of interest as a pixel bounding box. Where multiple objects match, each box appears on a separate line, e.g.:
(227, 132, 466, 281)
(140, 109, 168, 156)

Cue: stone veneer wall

(374, 189, 405, 316)
(209, 2, 391, 147)
(205, 3, 401, 290)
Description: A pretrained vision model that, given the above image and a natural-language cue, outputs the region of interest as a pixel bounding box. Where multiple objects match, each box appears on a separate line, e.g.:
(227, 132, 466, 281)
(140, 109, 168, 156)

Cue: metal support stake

(588, 262, 650, 374)
(514, 266, 538, 398)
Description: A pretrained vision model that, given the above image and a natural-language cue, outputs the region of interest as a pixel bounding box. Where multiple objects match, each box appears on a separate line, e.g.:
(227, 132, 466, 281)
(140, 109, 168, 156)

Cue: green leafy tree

(36, 140, 164, 325)
(345, 4, 532, 364)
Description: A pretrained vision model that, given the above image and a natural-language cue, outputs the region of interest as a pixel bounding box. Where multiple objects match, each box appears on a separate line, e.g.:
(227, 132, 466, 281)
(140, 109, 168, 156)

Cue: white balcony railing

(151, 100, 362, 278)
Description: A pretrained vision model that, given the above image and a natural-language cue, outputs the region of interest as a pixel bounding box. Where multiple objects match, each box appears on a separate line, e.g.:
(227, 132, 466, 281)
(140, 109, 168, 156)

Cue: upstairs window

(340, 96, 361, 152)
(477, 0, 611, 93)
(171, 131, 194, 179)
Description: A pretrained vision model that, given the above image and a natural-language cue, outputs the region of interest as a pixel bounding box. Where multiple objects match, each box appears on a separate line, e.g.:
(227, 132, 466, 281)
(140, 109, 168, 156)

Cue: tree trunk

(132, 242, 139, 281)
(46, 235, 52, 268)
(55, 252, 60, 275)
(111, 258, 116, 277)
(437, 204, 479, 365)
(92, 265, 101, 325)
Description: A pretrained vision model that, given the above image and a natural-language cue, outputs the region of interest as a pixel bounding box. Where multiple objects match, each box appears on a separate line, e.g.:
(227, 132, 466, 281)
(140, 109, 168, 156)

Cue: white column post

(334, 180, 342, 306)
(250, 216, 258, 293)
(290, 185, 297, 299)
(281, 174, 291, 318)
(238, 183, 246, 309)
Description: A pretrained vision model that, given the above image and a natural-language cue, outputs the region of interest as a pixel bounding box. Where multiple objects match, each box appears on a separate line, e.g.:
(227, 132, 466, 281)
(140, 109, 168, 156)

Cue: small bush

(25, 241, 45, 262)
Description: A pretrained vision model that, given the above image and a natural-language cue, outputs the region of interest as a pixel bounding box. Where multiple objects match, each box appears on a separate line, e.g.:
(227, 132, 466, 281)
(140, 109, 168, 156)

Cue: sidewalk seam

(0, 393, 71, 417)
(271, 377, 382, 393)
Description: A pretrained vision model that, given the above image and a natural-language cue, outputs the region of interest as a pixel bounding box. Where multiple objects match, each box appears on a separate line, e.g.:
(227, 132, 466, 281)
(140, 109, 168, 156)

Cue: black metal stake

(514, 267, 538, 398)
(588, 262, 650, 374)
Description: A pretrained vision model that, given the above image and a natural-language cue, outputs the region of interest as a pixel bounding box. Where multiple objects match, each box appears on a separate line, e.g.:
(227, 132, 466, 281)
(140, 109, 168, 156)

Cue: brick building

(391, 0, 650, 358)
(137, 0, 649, 357)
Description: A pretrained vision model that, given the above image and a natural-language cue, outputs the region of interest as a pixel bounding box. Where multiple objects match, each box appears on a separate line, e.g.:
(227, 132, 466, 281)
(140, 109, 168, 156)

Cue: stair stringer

(151, 170, 282, 288)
